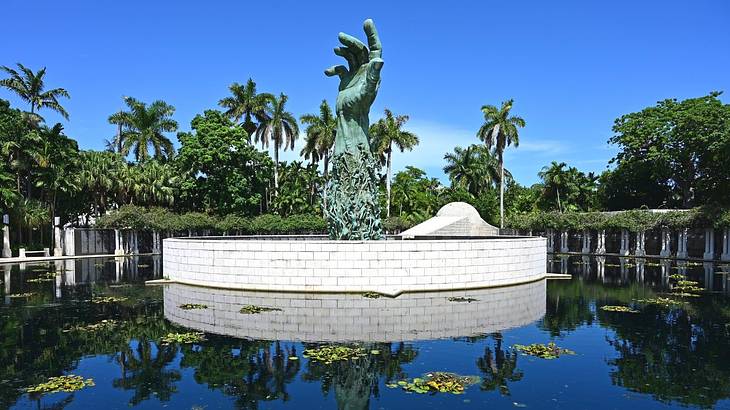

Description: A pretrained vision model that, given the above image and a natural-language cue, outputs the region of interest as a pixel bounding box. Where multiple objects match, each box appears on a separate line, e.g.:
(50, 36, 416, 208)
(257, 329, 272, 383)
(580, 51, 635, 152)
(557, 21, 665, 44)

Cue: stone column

(596, 256, 606, 283)
(4, 264, 10, 296)
(53, 217, 63, 257)
(619, 229, 630, 256)
(2, 214, 10, 258)
(596, 230, 606, 255)
(704, 262, 714, 292)
(660, 259, 671, 287)
(677, 228, 689, 259)
(560, 230, 569, 253)
(546, 229, 555, 252)
(659, 228, 671, 257)
(63, 227, 75, 256)
(132, 231, 139, 255)
(721, 228, 730, 262)
(581, 229, 591, 254)
(636, 258, 645, 283)
(635, 230, 646, 257)
(560, 255, 569, 274)
(114, 229, 125, 256)
(703, 228, 715, 261)
(581, 255, 591, 276)
(619, 257, 629, 283)
(152, 231, 160, 254)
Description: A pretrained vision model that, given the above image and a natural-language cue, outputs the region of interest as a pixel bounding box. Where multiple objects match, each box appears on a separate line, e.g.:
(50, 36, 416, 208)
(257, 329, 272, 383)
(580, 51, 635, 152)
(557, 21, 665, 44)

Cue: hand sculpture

(324, 19, 384, 240)
(325, 18, 383, 156)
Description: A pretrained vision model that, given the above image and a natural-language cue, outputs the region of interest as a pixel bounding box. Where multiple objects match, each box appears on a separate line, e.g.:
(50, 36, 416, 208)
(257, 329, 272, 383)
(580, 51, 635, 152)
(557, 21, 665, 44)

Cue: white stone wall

(163, 236, 546, 294)
(163, 280, 546, 342)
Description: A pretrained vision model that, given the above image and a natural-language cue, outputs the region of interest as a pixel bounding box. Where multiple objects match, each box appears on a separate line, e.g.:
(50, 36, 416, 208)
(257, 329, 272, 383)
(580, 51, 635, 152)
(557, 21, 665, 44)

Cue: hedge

(95, 205, 327, 235)
(506, 207, 730, 232)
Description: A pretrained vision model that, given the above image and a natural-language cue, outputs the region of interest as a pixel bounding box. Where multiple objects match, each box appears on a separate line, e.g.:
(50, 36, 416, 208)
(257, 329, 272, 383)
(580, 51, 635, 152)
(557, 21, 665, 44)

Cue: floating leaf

(8, 292, 35, 298)
(91, 296, 128, 304)
(26, 375, 94, 394)
(160, 331, 206, 345)
(395, 372, 480, 395)
(514, 342, 575, 359)
(303, 345, 367, 363)
(239, 305, 282, 314)
(635, 297, 685, 308)
(447, 296, 478, 303)
(600, 305, 639, 313)
(362, 292, 382, 299)
(179, 303, 208, 310)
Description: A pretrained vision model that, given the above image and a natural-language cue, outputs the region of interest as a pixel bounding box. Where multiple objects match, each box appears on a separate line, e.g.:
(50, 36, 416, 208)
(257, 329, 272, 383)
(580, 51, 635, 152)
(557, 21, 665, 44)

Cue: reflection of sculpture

(324, 19, 384, 240)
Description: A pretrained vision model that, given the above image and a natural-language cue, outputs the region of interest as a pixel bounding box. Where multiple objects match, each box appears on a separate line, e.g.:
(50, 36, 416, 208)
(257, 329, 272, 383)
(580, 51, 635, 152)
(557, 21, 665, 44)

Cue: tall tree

(370, 109, 419, 218)
(443, 144, 502, 197)
(0, 63, 70, 122)
(108, 97, 178, 162)
(477, 99, 525, 228)
(300, 100, 336, 207)
(218, 78, 273, 137)
(254, 94, 299, 197)
(538, 161, 568, 212)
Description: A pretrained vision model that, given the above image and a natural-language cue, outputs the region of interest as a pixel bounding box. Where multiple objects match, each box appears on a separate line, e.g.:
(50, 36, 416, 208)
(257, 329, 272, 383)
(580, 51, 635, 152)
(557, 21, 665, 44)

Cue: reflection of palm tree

(302, 342, 418, 410)
(476, 334, 523, 395)
(113, 338, 181, 405)
(179, 339, 300, 410)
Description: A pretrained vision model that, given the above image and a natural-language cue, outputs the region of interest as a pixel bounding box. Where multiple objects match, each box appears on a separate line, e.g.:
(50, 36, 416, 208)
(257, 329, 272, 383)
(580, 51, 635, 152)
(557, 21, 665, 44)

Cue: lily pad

(91, 296, 128, 304)
(514, 342, 575, 359)
(635, 297, 685, 308)
(179, 303, 208, 310)
(239, 305, 282, 314)
(600, 305, 639, 313)
(64, 319, 119, 333)
(362, 292, 382, 299)
(8, 292, 35, 298)
(26, 375, 95, 394)
(389, 372, 480, 395)
(447, 296, 479, 303)
(160, 331, 206, 345)
(302, 345, 367, 364)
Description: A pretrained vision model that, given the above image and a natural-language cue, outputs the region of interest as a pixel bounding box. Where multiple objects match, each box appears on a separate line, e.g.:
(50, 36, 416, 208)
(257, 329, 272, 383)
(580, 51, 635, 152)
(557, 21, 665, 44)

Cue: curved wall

(163, 280, 546, 342)
(163, 236, 546, 294)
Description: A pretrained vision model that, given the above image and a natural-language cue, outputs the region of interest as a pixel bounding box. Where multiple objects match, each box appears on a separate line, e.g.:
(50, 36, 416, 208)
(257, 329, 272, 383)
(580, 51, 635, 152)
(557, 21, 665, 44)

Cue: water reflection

(0, 255, 729, 409)
(163, 281, 546, 342)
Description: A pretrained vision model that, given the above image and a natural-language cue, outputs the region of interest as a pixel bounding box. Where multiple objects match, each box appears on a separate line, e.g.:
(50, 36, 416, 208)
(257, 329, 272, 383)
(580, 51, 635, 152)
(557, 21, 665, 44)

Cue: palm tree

(443, 144, 504, 196)
(477, 99, 525, 228)
(538, 161, 568, 212)
(254, 93, 299, 197)
(370, 109, 419, 218)
(219, 78, 274, 137)
(0, 63, 70, 122)
(108, 97, 178, 162)
(300, 100, 336, 207)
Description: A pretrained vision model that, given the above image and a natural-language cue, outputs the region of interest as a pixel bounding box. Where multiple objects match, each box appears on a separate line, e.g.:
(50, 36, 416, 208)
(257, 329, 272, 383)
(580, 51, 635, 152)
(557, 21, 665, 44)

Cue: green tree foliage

(609, 92, 730, 208)
(108, 97, 178, 162)
(0, 63, 70, 122)
(254, 93, 299, 196)
(477, 99, 525, 228)
(443, 144, 502, 197)
(370, 109, 419, 218)
(300, 100, 336, 207)
(176, 110, 273, 215)
(538, 161, 599, 212)
(218, 78, 274, 137)
(389, 166, 441, 222)
(273, 161, 322, 216)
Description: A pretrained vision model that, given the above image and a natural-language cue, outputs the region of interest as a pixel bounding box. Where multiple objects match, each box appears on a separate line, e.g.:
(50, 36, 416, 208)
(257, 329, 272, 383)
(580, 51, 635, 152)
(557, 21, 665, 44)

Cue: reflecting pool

(1, 255, 730, 409)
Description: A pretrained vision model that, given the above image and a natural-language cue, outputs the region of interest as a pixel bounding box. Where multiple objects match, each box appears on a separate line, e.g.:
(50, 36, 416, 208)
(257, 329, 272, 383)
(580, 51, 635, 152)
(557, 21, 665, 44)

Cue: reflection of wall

(163, 237, 547, 294)
(163, 280, 546, 343)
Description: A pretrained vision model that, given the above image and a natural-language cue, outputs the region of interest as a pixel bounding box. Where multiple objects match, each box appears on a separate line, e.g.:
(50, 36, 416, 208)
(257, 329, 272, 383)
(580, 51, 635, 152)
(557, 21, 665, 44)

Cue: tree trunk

(274, 145, 279, 198)
(323, 151, 329, 210)
(386, 147, 392, 218)
(556, 187, 562, 213)
(500, 159, 504, 229)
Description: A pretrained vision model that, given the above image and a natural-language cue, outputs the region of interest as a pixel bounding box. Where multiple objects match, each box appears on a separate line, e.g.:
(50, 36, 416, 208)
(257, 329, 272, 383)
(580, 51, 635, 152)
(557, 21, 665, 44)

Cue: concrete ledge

(163, 279, 547, 342)
(163, 236, 547, 293)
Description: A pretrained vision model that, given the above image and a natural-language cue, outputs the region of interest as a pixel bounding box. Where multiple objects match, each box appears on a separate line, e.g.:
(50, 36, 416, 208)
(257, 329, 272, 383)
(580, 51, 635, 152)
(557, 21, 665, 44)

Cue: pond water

(1, 255, 730, 409)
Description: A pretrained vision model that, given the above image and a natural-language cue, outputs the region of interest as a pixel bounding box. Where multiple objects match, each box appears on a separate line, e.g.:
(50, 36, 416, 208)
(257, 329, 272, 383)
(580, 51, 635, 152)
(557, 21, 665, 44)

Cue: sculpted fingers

(364, 57, 384, 94)
(364, 19, 382, 59)
(334, 46, 358, 71)
(325, 65, 348, 78)
(338, 32, 368, 66)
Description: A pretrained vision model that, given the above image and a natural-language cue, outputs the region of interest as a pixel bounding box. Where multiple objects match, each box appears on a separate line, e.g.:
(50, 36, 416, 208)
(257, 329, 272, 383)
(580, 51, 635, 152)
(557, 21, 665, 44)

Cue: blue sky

(1, 0, 728, 185)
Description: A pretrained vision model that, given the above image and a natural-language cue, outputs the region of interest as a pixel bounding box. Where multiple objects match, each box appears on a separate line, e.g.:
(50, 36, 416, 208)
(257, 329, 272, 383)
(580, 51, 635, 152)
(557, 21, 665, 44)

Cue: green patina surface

(324, 19, 384, 240)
